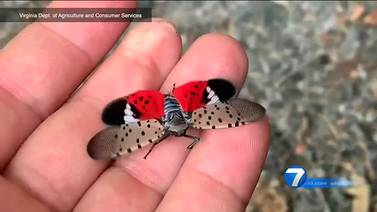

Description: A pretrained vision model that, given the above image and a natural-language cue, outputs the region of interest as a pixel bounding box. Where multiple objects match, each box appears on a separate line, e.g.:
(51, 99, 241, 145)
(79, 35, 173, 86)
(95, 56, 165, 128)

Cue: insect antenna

(172, 83, 176, 93)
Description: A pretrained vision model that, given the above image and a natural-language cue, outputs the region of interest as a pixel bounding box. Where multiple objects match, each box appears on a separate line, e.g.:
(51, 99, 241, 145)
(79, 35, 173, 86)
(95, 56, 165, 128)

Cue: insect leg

(182, 134, 201, 149)
(143, 134, 168, 159)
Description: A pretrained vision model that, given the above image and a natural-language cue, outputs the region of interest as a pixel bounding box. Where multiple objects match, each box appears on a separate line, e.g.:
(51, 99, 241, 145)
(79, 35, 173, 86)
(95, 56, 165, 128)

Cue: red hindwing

(126, 90, 164, 120)
(173, 81, 208, 112)
(102, 79, 235, 125)
(101, 90, 164, 125)
(173, 79, 236, 112)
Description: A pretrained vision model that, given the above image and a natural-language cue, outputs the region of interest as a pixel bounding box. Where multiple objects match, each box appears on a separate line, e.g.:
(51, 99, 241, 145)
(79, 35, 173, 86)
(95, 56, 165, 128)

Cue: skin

(0, 1, 270, 211)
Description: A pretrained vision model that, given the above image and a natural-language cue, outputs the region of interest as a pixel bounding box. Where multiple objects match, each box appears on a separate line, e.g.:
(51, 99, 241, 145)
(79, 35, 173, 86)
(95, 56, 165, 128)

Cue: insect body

(162, 94, 191, 136)
(87, 79, 265, 160)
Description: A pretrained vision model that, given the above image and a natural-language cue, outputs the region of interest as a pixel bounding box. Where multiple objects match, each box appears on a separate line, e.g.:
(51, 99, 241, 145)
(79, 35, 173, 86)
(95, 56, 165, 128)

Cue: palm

(0, 2, 270, 212)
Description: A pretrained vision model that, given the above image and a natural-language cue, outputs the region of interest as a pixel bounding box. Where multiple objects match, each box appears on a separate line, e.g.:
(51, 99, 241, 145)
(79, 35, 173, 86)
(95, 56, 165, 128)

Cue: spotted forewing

(190, 98, 265, 130)
(87, 119, 165, 160)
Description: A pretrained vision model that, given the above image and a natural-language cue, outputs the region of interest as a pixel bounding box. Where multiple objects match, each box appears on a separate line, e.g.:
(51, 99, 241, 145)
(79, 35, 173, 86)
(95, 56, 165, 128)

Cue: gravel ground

(1, 1, 376, 212)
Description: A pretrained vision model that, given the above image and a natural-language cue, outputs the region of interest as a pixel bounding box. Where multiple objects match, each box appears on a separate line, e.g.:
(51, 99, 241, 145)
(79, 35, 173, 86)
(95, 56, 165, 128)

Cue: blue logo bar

(284, 166, 353, 189)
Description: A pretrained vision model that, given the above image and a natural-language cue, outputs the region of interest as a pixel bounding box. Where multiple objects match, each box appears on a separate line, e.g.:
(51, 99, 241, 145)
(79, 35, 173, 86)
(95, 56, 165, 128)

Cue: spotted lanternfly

(87, 79, 266, 160)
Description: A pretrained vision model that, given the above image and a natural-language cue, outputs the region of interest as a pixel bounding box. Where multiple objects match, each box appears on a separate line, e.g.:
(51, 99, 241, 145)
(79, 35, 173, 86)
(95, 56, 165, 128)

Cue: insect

(87, 79, 266, 160)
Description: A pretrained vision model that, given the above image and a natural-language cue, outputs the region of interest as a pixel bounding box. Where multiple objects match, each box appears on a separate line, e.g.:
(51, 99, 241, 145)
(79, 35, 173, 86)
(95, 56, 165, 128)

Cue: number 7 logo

(284, 166, 307, 188)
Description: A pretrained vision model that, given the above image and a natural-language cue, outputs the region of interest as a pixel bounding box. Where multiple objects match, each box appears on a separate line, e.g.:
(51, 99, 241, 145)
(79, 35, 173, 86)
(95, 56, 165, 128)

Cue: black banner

(0, 8, 151, 22)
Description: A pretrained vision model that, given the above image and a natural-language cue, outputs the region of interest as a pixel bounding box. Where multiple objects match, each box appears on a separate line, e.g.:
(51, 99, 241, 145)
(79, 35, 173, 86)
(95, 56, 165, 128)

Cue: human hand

(0, 1, 270, 211)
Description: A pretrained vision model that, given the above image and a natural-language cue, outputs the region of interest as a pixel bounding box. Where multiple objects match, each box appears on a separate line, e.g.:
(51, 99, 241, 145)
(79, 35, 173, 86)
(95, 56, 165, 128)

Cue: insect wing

(87, 119, 165, 160)
(173, 79, 236, 112)
(173, 81, 207, 112)
(102, 90, 165, 125)
(227, 98, 266, 122)
(190, 98, 265, 130)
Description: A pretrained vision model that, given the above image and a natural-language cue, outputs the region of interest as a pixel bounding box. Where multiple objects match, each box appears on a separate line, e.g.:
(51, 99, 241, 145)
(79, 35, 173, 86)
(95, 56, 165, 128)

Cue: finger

(5, 19, 181, 212)
(74, 34, 249, 212)
(157, 118, 270, 212)
(0, 0, 135, 170)
(0, 176, 49, 212)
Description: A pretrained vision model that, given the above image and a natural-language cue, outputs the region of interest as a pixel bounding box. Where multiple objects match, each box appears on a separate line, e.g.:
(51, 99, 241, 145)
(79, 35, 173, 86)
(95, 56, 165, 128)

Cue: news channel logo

(284, 166, 353, 189)
(284, 166, 307, 188)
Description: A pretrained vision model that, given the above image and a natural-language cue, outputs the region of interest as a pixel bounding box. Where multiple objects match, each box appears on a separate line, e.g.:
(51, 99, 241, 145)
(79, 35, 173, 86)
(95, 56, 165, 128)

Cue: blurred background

(1, 1, 376, 211)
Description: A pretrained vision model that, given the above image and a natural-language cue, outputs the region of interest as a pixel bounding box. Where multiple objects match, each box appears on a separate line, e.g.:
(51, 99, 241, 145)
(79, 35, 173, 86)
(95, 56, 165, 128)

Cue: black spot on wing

(202, 88, 209, 104)
(101, 98, 142, 125)
(101, 98, 127, 125)
(207, 79, 236, 101)
(129, 103, 141, 118)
